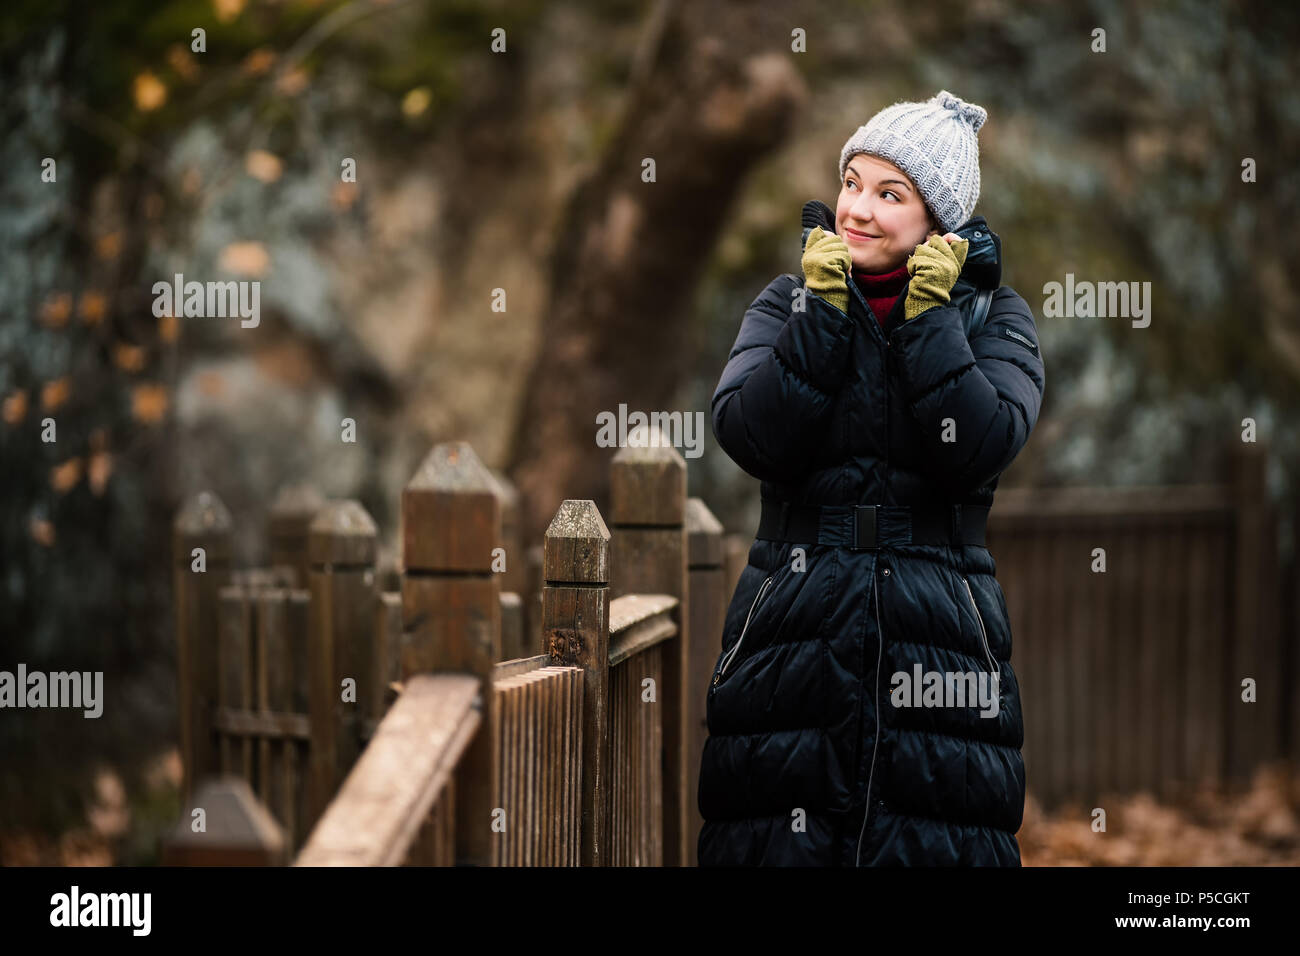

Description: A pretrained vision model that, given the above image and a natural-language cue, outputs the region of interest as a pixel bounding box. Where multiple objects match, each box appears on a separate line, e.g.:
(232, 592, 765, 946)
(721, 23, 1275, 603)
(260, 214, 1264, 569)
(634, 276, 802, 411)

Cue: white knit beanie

(837, 90, 987, 234)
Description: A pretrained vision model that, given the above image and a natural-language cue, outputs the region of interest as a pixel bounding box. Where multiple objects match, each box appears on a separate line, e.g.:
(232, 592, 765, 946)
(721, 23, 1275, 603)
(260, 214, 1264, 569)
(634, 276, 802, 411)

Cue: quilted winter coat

(697, 214, 1045, 866)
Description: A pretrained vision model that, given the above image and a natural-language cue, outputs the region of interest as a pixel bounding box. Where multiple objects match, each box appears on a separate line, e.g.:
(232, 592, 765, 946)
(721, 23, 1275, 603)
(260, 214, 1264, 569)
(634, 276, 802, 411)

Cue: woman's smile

(843, 227, 881, 242)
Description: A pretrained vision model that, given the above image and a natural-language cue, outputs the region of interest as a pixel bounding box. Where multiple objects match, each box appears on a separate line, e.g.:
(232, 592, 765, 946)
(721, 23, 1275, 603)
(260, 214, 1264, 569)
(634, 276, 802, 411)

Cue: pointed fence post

(269, 484, 325, 588)
(307, 500, 378, 827)
(174, 491, 233, 801)
(542, 499, 611, 866)
(401, 441, 501, 866)
(609, 429, 689, 866)
(163, 776, 288, 866)
(685, 497, 725, 863)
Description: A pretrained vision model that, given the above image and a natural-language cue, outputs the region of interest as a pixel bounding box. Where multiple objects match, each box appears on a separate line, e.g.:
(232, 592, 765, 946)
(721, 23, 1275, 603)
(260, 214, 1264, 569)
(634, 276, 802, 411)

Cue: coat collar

(950, 215, 1001, 290)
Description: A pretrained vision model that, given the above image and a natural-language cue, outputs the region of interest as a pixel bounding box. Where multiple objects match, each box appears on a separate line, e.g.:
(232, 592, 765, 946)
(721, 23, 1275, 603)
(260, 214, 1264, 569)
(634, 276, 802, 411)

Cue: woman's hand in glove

(903, 233, 969, 322)
(801, 226, 853, 315)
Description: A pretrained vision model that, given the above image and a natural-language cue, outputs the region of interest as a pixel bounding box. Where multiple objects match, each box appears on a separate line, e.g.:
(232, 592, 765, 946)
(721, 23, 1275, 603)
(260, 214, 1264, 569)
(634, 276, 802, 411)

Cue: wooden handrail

(294, 673, 480, 866)
(608, 593, 678, 667)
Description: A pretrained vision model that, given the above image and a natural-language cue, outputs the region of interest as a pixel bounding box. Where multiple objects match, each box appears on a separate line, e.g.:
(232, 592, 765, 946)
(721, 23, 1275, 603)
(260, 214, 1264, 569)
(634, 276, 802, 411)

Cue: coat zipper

(855, 566, 887, 866)
(849, 253, 891, 866)
(961, 576, 1000, 680)
(713, 573, 774, 685)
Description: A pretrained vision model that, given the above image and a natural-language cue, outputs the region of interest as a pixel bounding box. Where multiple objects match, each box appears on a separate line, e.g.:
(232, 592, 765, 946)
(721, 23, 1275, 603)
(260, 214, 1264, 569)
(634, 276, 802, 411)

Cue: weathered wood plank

(295, 674, 480, 866)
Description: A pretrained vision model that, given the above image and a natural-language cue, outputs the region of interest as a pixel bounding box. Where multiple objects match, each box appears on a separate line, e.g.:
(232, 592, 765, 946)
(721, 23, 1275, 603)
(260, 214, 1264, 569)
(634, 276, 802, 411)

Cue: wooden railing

(294, 673, 479, 866)
(170, 430, 719, 865)
(984, 440, 1287, 810)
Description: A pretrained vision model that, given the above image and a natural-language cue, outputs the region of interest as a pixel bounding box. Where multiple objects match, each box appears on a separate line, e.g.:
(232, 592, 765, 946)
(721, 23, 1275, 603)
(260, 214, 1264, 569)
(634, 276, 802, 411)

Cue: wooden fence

(171, 434, 1296, 863)
(171, 434, 719, 865)
(985, 440, 1288, 810)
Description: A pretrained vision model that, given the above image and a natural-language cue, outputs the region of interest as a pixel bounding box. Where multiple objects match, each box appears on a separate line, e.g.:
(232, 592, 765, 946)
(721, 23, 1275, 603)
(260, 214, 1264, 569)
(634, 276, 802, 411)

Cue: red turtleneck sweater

(852, 261, 910, 329)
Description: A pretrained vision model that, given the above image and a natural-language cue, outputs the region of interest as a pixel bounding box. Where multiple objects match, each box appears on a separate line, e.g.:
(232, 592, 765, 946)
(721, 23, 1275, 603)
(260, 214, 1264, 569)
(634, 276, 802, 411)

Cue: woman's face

(835, 154, 941, 273)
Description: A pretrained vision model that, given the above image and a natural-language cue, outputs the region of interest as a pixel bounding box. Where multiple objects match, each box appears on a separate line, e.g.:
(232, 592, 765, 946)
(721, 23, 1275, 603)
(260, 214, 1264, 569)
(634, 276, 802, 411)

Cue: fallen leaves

(95, 232, 122, 261)
(166, 44, 200, 82)
(276, 67, 309, 97)
(1020, 763, 1300, 866)
(113, 342, 147, 373)
(132, 71, 167, 112)
(78, 292, 107, 326)
(3, 390, 27, 425)
(41, 378, 70, 412)
(87, 448, 113, 496)
(245, 150, 283, 183)
(131, 383, 168, 423)
(242, 47, 276, 77)
(29, 516, 55, 547)
(50, 457, 82, 494)
(40, 293, 72, 328)
(402, 86, 432, 118)
(332, 181, 359, 210)
(86, 769, 130, 840)
(197, 370, 226, 397)
(213, 0, 247, 24)
(218, 241, 270, 277)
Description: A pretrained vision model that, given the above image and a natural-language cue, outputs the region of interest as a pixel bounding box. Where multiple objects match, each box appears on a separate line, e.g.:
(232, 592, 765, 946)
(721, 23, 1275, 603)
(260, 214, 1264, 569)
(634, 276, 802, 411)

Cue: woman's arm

(711, 273, 856, 483)
(888, 286, 1045, 494)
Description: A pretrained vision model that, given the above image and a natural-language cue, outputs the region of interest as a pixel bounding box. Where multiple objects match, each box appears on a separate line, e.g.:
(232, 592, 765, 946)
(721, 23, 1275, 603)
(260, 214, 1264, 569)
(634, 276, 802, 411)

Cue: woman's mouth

(843, 227, 880, 242)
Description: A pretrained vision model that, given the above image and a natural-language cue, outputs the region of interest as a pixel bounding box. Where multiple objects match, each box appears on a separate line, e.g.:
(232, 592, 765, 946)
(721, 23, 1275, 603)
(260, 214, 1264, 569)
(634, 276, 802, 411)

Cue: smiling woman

(700, 89, 1046, 868)
(836, 154, 943, 274)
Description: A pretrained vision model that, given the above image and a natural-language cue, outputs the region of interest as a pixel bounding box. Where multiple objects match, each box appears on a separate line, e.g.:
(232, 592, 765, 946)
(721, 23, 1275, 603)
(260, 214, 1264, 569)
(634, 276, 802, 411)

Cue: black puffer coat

(697, 215, 1045, 866)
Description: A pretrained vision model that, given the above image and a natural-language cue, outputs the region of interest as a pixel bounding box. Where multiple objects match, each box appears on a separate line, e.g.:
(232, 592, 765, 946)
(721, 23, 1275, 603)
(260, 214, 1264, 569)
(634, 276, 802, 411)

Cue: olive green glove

(801, 225, 852, 315)
(903, 233, 970, 321)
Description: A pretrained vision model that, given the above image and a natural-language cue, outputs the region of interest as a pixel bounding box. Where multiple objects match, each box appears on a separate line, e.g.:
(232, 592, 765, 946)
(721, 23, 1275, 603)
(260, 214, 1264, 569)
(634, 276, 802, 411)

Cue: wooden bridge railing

(172, 428, 723, 865)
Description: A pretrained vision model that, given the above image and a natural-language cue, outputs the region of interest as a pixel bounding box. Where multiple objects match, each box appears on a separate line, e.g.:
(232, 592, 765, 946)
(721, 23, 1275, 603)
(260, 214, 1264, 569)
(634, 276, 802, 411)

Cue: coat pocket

(712, 571, 776, 687)
(960, 575, 1000, 681)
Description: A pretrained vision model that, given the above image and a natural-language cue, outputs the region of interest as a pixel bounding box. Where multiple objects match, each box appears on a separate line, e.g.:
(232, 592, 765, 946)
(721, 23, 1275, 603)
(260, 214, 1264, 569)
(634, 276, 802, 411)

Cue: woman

(698, 90, 1045, 866)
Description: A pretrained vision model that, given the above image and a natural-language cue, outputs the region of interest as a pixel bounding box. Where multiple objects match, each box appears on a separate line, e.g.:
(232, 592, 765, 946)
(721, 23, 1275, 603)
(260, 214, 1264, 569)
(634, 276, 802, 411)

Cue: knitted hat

(837, 90, 986, 234)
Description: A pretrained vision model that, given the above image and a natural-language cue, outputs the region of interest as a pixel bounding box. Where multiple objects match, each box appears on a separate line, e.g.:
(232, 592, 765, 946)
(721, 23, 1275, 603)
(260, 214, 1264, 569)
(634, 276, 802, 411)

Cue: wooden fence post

(489, 468, 528, 661)
(173, 491, 232, 802)
(401, 441, 501, 866)
(1228, 439, 1281, 783)
(542, 499, 611, 865)
(269, 484, 325, 588)
(162, 776, 288, 866)
(307, 500, 378, 828)
(685, 497, 724, 865)
(257, 587, 311, 850)
(722, 533, 747, 600)
(609, 432, 688, 866)
(527, 543, 544, 655)
(217, 584, 255, 783)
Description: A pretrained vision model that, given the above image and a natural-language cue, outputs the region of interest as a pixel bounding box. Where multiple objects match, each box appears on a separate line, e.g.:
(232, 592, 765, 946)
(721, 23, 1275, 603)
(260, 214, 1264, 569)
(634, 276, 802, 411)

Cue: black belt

(757, 498, 988, 550)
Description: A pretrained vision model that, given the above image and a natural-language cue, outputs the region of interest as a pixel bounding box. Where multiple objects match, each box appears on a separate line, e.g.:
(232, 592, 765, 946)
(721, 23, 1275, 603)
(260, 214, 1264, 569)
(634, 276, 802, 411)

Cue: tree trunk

(506, 0, 807, 542)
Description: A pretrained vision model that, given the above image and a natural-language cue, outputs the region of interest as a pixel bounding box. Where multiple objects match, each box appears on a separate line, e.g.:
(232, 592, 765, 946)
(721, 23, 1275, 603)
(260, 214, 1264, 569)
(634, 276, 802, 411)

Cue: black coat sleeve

(711, 274, 857, 483)
(887, 286, 1045, 494)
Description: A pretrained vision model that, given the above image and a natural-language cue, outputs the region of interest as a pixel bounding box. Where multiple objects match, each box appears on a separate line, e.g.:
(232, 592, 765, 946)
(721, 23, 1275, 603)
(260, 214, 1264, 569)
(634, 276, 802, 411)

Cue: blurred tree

(507, 0, 807, 541)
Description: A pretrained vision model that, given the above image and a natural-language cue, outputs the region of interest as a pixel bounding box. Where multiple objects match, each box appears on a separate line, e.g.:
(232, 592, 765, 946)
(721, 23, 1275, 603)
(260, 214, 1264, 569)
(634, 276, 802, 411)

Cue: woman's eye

(882, 190, 898, 200)
(845, 180, 857, 191)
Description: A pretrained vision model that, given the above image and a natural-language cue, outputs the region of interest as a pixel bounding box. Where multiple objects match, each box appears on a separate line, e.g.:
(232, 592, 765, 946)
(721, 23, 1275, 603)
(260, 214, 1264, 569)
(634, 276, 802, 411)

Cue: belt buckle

(853, 505, 877, 550)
